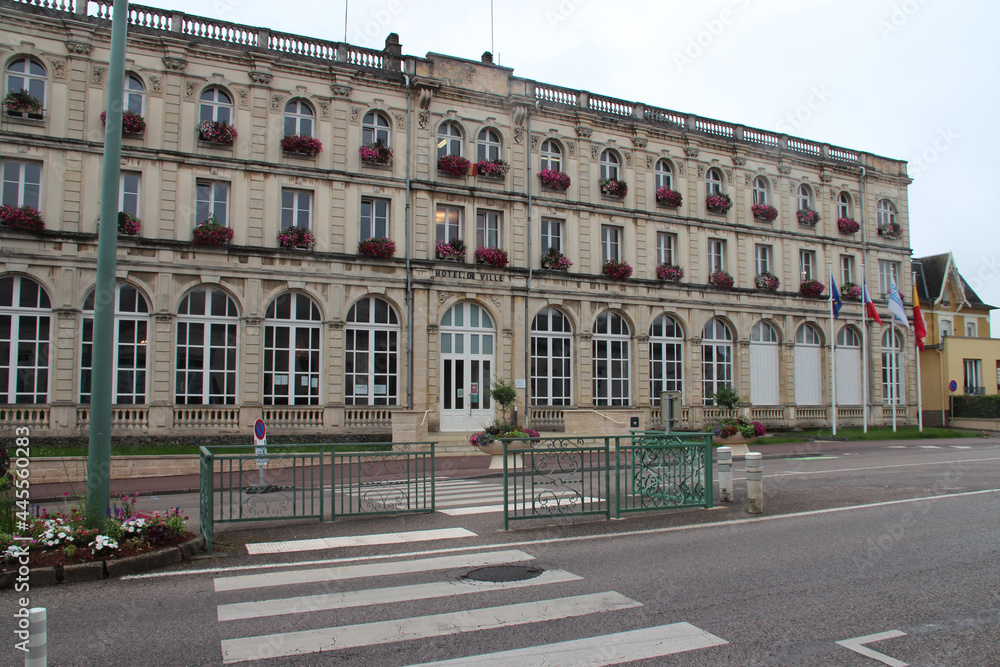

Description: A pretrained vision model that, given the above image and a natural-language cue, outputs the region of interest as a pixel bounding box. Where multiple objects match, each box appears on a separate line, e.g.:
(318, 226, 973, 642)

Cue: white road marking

(218, 568, 582, 621)
(951, 445, 971, 449)
(407, 622, 728, 666)
(219, 592, 641, 663)
(919, 445, 942, 449)
(214, 549, 534, 592)
(836, 630, 909, 666)
(888, 445, 907, 448)
(755, 456, 1000, 479)
(245, 527, 475, 554)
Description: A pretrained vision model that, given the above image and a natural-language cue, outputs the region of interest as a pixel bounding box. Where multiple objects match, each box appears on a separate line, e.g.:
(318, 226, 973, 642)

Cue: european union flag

(831, 277, 843, 318)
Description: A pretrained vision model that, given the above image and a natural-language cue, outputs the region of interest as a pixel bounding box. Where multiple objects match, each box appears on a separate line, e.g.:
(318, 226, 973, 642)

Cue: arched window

(81, 283, 149, 404)
(706, 168, 723, 196)
(877, 199, 896, 228)
(345, 296, 400, 406)
(837, 327, 861, 347)
(749, 321, 779, 406)
(540, 139, 562, 171)
(593, 311, 629, 406)
(0, 275, 51, 403)
(701, 318, 732, 405)
(531, 308, 573, 406)
(881, 328, 904, 405)
(837, 192, 852, 219)
(437, 121, 463, 158)
(199, 87, 233, 125)
(263, 292, 321, 405)
(794, 324, 823, 405)
(283, 99, 314, 136)
(124, 74, 145, 115)
(599, 149, 620, 180)
(649, 315, 683, 404)
(175, 288, 239, 405)
(655, 160, 673, 190)
(362, 110, 390, 146)
(477, 128, 501, 162)
(5, 56, 46, 117)
(752, 176, 769, 206)
(797, 184, 813, 211)
(836, 326, 863, 405)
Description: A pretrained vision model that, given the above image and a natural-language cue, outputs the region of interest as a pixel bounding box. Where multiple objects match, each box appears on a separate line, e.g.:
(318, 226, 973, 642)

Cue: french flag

(863, 283, 883, 325)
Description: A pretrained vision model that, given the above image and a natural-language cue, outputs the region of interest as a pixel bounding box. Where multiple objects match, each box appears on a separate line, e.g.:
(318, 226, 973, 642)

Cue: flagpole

(861, 276, 869, 434)
(892, 326, 897, 433)
(829, 262, 837, 436)
(913, 271, 924, 432)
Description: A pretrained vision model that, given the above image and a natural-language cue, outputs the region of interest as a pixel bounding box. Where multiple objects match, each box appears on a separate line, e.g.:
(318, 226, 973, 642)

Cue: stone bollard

(746, 452, 763, 514)
(26, 607, 46, 667)
(717, 446, 733, 502)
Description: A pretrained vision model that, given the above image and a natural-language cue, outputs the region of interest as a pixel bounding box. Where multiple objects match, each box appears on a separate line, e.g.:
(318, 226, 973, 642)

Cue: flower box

(0, 204, 44, 232)
(656, 264, 684, 282)
(837, 217, 860, 234)
(438, 155, 471, 177)
(752, 204, 778, 222)
(655, 187, 683, 207)
(436, 239, 466, 261)
(540, 248, 572, 271)
(101, 110, 146, 136)
(538, 169, 571, 190)
(198, 120, 237, 145)
(709, 270, 734, 290)
(599, 178, 628, 199)
(754, 272, 780, 291)
(3, 90, 43, 117)
(358, 237, 396, 258)
(706, 193, 732, 214)
(358, 141, 391, 164)
(118, 212, 141, 236)
(602, 260, 633, 280)
(797, 208, 821, 226)
(841, 282, 862, 300)
(475, 159, 510, 179)
(800, 279, 826, 297)
(879, 222, 903, 239)
(277, 226, 316, 249)
(192, 217, 234, 246)
(475, 246, 509, 268)
(709, 416, 766, 441)
(282, 134, 322, 156)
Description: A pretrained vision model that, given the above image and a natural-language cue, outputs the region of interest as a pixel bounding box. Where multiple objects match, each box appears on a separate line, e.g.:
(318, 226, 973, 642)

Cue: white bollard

(717, 446, 733, 502)
(745, 452, 763, 514)
(26, 607, 46, 667)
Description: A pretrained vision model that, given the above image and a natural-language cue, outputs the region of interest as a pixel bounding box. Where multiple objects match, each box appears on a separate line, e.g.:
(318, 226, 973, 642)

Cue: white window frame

(599, 150, 620, 180)
(701, 318, 733, 406)
(797, 184, 813, 211)
(706, 168, 723, 196)
(531, 308, 573, 406)
(81, 283, 149, 405)
(124, 74, 145, 115)
(476, 210, 501, 248)
(840, 255, 854, 285)
(837, 191, 852, 219)
(175, 288, 240, 405)
(540, 139, 562, 171)
(119, 172, 141, 217)
(437, 121, 463, 158)
(1, 160, 42, 209)
(0, 275, 51, 404)
(963, 359, 982, 394)
(708, 239, 726, 274)
(361, 197, 389, 240)
(655, 160, 673, 190)
(263, 292, 322, 405)
(5, 56, 46, 113)
(752, 176, 768, 206)
(966, 321, 978, 338)
(601, 225, 621, 263)
(940, 317, 952, 339)
(345, 296, 400, 406)
(199, 87, 233, 125)
(881, 328, 904, 405)
(593, 311, 630, 407)
(540, 218, 563, 253)
(649, 314, 683, 404)
(656, 232, 676, 266)
(877, 199, 896, 228)
(362, 110, 391, 146)
(755, 245, 771, 275)
(283, 99, 314, 137)
(800, 249, 815, 282)
(281, 189, 312, 230)
(476, 128, 501, 162)
(878, 260, 900, 298)
(435, 205, 462, 245)
(195, 180, 230, 226)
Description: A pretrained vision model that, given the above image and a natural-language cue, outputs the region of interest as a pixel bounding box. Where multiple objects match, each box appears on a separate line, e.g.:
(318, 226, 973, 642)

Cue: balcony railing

(964, 386, 986, 395)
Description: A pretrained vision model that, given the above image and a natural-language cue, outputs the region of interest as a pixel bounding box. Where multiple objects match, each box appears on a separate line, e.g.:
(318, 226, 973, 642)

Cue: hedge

(952, 394, 1000, 419)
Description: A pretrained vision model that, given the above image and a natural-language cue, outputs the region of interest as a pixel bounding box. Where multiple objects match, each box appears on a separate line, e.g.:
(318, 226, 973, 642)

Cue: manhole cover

(464, 565, 544, 583)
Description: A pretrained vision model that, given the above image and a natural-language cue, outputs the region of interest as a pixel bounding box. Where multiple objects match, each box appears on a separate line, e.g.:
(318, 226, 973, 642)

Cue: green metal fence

(331, 442, 436, 519)
(616, 432, 714, 516)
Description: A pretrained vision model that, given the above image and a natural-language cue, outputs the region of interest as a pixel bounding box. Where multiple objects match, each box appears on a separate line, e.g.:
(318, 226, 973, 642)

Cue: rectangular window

(119, 172, 141, 217)
(1, 161, 42, 209)
(755, 244, 771, 275)
(657, 232, 676, 266)
(708, 239, 726, 274)
(540, 218, 563, 253)
(799, 249, 815, 281)
(476, 210, 501, 248)
(601, 226, 621, 263)
(966, 321, 977, 338)
(280, 189, 312, 230)
(840, 255, 854, 285)
(878, 260, 900, 298)
(360, 198, 389, 240)
(435, 205, 462, 244)
(964, 359, 982, 394)
(195, 180, 230, 225)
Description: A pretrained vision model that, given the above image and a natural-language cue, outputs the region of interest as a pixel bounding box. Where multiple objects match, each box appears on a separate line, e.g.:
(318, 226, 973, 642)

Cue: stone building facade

(0, 0, 916, 440)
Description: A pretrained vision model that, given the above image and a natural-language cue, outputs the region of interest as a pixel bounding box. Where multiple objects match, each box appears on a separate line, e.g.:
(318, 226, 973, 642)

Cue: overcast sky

(146, 0, 999, 328)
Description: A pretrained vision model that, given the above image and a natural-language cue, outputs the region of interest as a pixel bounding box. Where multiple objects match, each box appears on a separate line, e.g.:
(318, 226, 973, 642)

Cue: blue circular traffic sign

(949, 380, 958, 392)
(254, 419, 266, 440)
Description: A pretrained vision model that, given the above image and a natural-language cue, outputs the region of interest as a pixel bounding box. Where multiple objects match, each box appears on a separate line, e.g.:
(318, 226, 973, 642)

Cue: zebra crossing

(213, 548, 728, 664)
(433, 477, 603, 516)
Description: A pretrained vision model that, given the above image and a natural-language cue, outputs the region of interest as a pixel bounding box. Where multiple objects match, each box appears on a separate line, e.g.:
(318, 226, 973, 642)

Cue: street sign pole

(248, 419, 270, 493)
(948, 380, 957, 426)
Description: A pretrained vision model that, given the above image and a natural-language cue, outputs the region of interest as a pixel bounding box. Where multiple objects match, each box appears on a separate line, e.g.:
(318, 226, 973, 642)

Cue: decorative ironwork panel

(616, 434, 714, 515)
(213, 452, 325, 525)
(332, 443, 436, 518)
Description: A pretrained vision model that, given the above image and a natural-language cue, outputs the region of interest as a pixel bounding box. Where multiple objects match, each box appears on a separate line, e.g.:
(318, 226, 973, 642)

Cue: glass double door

(440, 302, 495, 432)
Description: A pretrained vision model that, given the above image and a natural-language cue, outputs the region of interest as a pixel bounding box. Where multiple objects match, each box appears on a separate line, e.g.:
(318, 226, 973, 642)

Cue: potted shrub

(198, 120, 237, 145)
(475, 246, 509, 268)
(709, 270, 734, 290)
(101, 110, 146, 136)
(358, 237, 396, 258)
(438, 154, 471, 177)
(192, 215, 234, 246)
(117, 212, 141, 236)
(277, 226, 316, 249)
(754, 272, 780, 291)
(602, 260, 633, 280)
(797, 208, 821, 226)
(752, 204, 778, 222)
(2, 90, 42, 117)
(842, 282, 862, 300)
(655, 187, 683, 207)
(538, 169, 571, 190)
(707, 416, 766, 446)
(0, 204, 44, 232)
(706, 192, 732, 214)
(800, 279, 826, 297)
(468, 379, 540, 455)
(656, 264, 684, 282)
(436, 238, 466, 260)
(358, 141, 391, 164)
(599, 178, 628, 198)
(281, 135, 323, 156)
(475, 159, 510, 179)
(540, 248, 572, 271)
(879, 222, 903, 239)
(837, 217, 860, 234)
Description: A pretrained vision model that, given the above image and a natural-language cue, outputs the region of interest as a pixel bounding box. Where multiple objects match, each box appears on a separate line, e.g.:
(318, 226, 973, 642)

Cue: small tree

(710, 384, 741, 410)
(490, 378, 518, 425)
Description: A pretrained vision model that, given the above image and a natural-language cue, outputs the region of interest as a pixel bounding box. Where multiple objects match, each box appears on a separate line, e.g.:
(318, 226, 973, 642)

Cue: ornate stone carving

(676, 162, 684, 175)
(512, 105, 527, 126)
(148, 74, 161, 92)
(725, 169, 733, 183)
(185, 82, 195, 97)
(65, 41, 92, 55)
(488, 295, 502, 309)
(624, 151, 632, 167)
(636, 334, 650, 343)
(684, 146, 699, 158)
(394, 113, 404, 128)
(530, 134, 539, 150)
(733, 156, 747, 166)
(778, 165, 792, 175)
(271, 94, 284, 110)
(418, 110, 429, 129)
(50, 59, 65, 79)
(155, 313, 175, 323)
(92, 65, 105, 83)
(350, 106, 361, 121)
(820, 174, 833, 183)
(162, 57, 187, 71)
(568, 141, 575, 156)
(438, 293, 452, 305)
(697, 165, 705, 177)
(244, 317, 263, 327)
(577, 333, 593, 342)
(236, 87, 249, 107)
(575, 126, 592, 138)
(631, 136, 647, 148)
(427, 323, 440, 333)
(248, 71, 272, 85)
(514, 126, 524, 144)
(330, 319, 345, 330)
(318, 99, 330, 118)
(646, 156, 653, 169)
(745, 174, 751, 185)
(418, 87, 433, 109)
(591, 145, 599, 160)
(331, 84, 352, 97)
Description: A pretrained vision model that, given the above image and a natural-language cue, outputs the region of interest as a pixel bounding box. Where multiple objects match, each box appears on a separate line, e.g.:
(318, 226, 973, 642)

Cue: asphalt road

(8, 438, 1000, 666)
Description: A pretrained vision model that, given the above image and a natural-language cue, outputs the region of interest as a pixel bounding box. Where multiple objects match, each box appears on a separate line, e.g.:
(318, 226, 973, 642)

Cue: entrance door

(440, 302, 496, 431)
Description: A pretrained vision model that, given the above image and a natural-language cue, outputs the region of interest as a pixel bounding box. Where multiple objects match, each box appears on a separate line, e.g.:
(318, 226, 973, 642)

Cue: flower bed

(281, 134, 322, 156)
(602, 260, 633, 280)
(475, 246, 509, 268)
(797, 208, 821, 226)
(358, 141, 391, 164)
(198, 120, 237, 145)
(118, 212, 141, 236)
(655, 187, 683, 207)
(476, 159, 510, 178)
(100, 110, 146, 135)
(470, 425, 541, 454)
(277, 226, 316, 249)
(538, 169, 571, 190)
(706, 193, 732, 214)
(656, 264, 684, 282)
(358, 236, 396, 258)
(436, 239, 466, 260)
(709, 270, 734, 290)
(879, 222, 903, 239)
(752, 204, 778, 222)
(0, 204, 44, 232)
(3, 90, 42, 116)
(540, 248, 572, 271)
(438, 154, 471, 177)
(599, 178, 628, 198)
(841, 282, 862, 300)
(837, 217, 860, 234)
(800, 279, 826, 297)
(192, 217, 234, 246)
(707, 416, 766, 440)
(755, 272, 780, 291)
